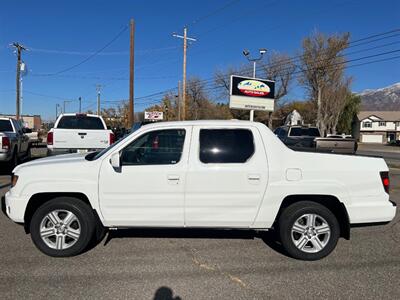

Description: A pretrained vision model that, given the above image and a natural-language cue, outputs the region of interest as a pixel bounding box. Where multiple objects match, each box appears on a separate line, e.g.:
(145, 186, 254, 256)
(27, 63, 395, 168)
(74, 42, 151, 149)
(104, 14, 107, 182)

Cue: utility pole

(128, 19, 135, 127)
(173, 28, 196, 120)
(78, 97, 82, 113)
(178, 80, 181, 121)
(12, 42, 26, 120)
(96, 84, 102, 115)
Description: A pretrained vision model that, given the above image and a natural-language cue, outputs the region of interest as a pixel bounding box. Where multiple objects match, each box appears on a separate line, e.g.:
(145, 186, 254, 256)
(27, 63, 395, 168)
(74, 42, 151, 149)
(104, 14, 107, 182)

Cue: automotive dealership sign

(144, 111, 163, 121)
(229, 75, 275, 111)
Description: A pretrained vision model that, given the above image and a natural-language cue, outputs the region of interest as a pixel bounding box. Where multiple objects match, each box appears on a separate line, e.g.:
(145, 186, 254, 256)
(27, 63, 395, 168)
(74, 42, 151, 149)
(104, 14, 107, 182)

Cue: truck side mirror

(110, 152, 121, 171)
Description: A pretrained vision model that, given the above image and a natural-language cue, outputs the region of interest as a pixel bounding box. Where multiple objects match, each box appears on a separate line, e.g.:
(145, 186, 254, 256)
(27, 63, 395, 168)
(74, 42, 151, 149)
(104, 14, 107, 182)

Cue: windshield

(86, 131, 133, 161)
(57, 115, 105, 130)
(0, 120, 13, 132)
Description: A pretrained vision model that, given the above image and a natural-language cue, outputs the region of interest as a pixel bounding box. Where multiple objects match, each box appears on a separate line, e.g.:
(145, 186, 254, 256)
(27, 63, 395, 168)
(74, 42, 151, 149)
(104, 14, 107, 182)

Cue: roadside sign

(144, 111, 163, 121)
(229, 75, 275, 111)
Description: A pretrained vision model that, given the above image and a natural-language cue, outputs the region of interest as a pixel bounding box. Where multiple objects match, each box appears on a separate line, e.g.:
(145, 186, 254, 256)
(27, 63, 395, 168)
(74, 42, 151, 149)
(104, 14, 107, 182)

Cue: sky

(0, 0, 399, 120)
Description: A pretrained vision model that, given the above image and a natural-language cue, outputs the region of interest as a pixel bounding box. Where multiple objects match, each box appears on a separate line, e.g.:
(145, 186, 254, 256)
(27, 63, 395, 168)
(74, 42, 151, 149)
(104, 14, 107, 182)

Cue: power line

(139, 48, 400, 103)
(35, 25, 128, 76)
(20, 29, 400, 111)
(191, 29, 400, 87)
(27, 45, 179, 56)
(191, 0, 241, 26)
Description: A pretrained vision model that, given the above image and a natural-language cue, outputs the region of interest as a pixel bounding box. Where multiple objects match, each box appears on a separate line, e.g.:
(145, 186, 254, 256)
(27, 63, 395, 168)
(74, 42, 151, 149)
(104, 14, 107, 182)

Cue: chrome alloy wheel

(291, 213, 331, 253)
(39, 210, 81, 250)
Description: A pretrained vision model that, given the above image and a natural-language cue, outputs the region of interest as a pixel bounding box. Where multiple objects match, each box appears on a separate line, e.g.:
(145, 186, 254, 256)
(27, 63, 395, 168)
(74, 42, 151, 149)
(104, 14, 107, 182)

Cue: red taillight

(380, 171, 390, 194)
(2, 136, 10, 150)
(109, 132, 115, 145)
(47, 132, 53, 145)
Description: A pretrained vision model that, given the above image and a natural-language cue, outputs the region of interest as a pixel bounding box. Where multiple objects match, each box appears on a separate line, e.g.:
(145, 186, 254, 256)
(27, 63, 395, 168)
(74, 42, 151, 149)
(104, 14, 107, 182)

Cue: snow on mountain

(358, 82, 400, 111)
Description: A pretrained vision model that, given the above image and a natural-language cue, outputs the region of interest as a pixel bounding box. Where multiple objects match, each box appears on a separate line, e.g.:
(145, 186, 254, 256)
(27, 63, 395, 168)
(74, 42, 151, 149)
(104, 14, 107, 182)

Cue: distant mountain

(358, 82, 400, 111)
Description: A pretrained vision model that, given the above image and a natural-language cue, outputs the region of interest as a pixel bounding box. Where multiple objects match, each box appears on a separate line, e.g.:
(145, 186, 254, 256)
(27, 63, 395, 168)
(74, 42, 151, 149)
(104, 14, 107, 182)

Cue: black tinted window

(289, 127, 320, 137)
(121, 129, 185, 165)
(200, 129, 254, 163)
(0, 120, 13, 132)
(57, 116, 105, 130)
(276, 128, 287, 138)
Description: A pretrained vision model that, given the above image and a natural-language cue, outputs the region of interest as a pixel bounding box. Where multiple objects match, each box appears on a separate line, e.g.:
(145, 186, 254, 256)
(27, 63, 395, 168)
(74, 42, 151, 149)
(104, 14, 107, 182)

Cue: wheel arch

(23, 192, 99, 234)
(275, 194, 350, 240)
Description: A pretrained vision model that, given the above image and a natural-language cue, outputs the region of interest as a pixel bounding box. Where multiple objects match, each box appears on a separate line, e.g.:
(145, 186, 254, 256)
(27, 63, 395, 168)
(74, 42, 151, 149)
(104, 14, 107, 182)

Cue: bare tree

(214, 65, 253, 99)
(299, 31, 350, 136)
(145, 77, 233, 121)
(260, 52, 296, 128)
(186, 77, 207, 120)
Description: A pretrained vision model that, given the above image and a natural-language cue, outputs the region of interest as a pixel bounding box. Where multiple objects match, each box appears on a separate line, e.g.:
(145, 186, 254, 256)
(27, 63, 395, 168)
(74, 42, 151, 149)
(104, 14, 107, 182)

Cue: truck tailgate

(315, 138, 356, 154)
(53, 129, 109, 149)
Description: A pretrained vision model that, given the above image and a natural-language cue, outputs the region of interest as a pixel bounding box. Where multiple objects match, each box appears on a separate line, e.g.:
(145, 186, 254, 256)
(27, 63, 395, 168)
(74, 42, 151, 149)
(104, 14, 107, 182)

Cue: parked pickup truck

(23, 128, 42, 144)
(0, 117, 30, 170)
(5, 120, 396, 260)
(274, 125, 358, 154)
(47, 113, 115, 155)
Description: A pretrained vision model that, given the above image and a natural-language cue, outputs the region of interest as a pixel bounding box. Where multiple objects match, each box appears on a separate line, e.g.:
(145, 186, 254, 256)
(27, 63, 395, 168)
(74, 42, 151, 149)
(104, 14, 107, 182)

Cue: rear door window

(199, 129, 254, 163)
(57, 116, 105, 130)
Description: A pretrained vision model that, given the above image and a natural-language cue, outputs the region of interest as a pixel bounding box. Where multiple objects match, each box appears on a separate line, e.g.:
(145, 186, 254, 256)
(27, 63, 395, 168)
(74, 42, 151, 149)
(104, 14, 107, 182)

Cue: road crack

(183, 245, 247, 289)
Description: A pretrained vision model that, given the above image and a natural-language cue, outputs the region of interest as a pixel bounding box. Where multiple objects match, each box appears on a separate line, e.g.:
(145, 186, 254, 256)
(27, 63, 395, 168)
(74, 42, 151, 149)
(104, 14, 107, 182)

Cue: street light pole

(242, 48, 267, 122)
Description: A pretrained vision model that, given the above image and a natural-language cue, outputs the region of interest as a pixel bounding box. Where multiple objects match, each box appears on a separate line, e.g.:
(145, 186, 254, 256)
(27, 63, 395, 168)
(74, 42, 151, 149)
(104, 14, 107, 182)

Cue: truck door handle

(248, 174, 260, 181)
(78, 132, 87, 136)
(167, 175, 180, 185)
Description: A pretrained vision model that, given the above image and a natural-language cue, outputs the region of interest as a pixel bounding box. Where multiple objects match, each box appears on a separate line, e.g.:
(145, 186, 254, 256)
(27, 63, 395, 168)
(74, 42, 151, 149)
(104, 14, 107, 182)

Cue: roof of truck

(140, 119, 265, 128)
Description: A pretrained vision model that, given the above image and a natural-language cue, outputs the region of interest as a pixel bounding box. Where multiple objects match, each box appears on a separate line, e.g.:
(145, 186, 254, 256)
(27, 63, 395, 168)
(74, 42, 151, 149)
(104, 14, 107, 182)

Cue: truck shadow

(101, 228, 289, 257)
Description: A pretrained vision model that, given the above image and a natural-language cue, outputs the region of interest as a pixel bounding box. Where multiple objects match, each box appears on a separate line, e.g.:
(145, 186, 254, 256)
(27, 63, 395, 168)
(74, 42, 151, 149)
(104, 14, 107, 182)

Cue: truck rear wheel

(7, 150, 18, 172)
(278, 201, 340, 260)
(30, 197, 96, 257)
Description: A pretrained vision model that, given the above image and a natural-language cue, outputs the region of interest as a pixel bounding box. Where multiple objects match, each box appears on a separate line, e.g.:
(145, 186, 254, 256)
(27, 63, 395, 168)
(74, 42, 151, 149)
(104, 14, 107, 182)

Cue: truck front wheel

(278, 201, 340, 260)
(30, 197, 96, 257)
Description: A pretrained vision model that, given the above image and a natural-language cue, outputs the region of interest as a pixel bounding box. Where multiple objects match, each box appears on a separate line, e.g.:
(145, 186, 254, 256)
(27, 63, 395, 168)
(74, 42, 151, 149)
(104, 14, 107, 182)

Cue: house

(354, 111, 400, 143)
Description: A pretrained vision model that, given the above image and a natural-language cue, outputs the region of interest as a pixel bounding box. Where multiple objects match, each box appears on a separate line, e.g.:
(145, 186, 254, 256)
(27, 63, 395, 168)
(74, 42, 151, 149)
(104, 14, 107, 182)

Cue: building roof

(358, 111, 400, 121)
(0, 114, 41, 118)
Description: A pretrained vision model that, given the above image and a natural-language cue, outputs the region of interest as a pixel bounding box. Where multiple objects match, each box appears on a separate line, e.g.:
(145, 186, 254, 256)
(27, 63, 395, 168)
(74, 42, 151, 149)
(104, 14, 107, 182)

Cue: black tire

(30, 197, 96, 257)
(26, 145, 32, 161)
(7, 150, 18, 173)
(278, 201, 340, 261)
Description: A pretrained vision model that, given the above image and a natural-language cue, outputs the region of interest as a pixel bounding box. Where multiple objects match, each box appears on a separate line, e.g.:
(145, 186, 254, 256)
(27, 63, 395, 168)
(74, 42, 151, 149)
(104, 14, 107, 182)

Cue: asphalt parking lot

(0, 153, 399, 299)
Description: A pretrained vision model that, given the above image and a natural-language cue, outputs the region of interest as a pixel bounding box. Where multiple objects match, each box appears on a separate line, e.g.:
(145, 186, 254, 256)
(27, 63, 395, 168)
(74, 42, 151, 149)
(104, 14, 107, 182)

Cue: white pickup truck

(4, 120, 396, 260)
(0, 117, 30, 170)
(47, 113, 115, 155)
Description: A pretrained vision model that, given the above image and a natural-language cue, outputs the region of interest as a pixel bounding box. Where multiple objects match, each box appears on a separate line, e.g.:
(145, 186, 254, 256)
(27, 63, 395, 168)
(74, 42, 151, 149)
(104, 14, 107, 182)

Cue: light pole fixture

(242, 48, 267, 78)
(241, 48, 267, 121)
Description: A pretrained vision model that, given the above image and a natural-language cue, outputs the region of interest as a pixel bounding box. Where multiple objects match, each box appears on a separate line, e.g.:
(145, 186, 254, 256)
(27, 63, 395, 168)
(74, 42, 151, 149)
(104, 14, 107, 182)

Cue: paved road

(0, 167, 399, 299)
(357, 143, 400, 167)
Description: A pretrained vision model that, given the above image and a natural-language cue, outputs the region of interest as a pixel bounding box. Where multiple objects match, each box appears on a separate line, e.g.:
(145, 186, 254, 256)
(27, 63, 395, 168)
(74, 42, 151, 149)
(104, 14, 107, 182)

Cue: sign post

(229, 75, 275, 120)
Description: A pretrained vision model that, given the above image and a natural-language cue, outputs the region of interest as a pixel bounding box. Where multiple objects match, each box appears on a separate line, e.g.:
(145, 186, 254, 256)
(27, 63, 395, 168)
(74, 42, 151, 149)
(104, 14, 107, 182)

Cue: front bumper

(4, 191, 27, 223)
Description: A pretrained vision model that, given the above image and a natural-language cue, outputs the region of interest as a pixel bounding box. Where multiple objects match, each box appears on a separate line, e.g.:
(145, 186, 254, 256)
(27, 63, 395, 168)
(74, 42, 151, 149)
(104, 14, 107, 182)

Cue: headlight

(11, 174, 19, 188)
